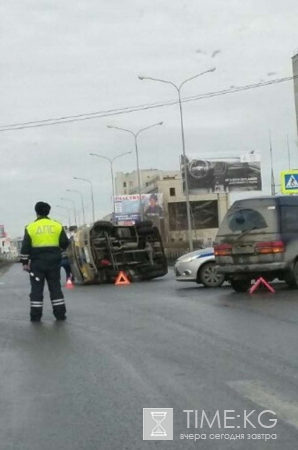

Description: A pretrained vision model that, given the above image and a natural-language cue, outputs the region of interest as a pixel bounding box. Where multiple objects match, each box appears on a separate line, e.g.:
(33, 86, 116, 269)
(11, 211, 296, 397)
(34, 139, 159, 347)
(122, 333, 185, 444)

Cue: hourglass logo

(143, 408, 173, 440)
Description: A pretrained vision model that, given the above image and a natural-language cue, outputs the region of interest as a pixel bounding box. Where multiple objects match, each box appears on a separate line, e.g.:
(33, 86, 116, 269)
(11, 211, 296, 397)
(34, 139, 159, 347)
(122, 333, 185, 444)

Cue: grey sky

(1, 0, 298, 236)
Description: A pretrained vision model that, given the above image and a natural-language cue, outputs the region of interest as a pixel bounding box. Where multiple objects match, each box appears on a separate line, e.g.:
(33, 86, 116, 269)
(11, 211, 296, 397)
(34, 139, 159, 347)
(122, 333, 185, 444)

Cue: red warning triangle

(65, 278, 74, 289)
(115, 271, 131, 286)
(249, 277, 275, 294)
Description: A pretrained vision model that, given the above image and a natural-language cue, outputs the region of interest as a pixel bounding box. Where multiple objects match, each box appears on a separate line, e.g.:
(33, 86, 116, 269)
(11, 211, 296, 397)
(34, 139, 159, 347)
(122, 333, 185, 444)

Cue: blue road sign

(281, 170, 298, 194)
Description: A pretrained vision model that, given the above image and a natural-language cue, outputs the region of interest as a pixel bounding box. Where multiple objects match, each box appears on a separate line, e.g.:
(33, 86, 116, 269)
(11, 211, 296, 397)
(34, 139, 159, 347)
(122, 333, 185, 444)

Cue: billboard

(181, 153, 262, 195)
(0, 225, 5, 238)
(114, 194, 163, 222)
(280, 170, 298, 194)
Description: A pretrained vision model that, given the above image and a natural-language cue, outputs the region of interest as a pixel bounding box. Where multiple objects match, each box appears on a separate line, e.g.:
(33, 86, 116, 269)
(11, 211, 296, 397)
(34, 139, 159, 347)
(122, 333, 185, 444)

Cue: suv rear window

(227, 208, 267, 232)
(218, 200, 279, 236)
(281, 206, 298, 232)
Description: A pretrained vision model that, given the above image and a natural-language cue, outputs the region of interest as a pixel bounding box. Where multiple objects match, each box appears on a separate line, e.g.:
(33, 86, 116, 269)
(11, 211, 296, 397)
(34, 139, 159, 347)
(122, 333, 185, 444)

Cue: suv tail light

(214, 244, 232, 256)
(255, 241, 285, 254)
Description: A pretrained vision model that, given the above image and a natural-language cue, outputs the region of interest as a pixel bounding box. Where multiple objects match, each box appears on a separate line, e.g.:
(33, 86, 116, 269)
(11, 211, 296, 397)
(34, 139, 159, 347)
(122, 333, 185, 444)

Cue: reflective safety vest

(26, 218, 62, 248)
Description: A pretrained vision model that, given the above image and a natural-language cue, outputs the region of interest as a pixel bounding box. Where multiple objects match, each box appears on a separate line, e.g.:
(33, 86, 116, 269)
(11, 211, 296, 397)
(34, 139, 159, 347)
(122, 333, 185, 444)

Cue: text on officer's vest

(35, 225, 56, 235)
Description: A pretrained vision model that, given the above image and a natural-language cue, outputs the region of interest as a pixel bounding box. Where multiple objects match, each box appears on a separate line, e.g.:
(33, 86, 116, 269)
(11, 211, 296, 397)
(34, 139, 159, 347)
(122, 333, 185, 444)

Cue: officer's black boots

(56, 315, 67, 321)
(30, 315, 66, 322)
(30, 316, 41, 322)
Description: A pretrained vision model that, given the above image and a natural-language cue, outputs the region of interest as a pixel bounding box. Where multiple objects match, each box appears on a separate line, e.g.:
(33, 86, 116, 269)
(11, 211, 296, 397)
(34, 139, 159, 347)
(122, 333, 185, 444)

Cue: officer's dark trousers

(61, 257, 72, 281)
(30, 259, 66, 320)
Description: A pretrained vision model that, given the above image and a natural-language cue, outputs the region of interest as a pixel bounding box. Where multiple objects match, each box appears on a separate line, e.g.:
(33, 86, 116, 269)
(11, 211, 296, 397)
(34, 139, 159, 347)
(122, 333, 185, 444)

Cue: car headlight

(181, 255, 200, 263)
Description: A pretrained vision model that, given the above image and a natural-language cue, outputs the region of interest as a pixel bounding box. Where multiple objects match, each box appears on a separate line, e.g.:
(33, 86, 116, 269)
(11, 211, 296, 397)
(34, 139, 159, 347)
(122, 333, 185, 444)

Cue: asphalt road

(1, 264, 298, 449)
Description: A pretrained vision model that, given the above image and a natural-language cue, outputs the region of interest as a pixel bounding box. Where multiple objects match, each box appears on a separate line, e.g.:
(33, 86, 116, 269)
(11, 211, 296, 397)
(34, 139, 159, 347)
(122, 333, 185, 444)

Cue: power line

(0, 74, 296, 132)
(182, 75, 297, 102)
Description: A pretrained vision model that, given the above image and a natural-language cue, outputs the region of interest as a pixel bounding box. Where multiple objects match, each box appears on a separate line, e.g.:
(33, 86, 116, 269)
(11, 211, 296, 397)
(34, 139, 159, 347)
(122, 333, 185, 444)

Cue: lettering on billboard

(114, 194, 163, 222)
(181, 153, 262, 195)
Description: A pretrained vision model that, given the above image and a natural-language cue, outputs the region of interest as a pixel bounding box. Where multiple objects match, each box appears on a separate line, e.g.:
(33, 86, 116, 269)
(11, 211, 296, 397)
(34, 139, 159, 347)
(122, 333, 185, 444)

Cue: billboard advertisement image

(181, 153, 262, 195)
(114, 194, 163, 222)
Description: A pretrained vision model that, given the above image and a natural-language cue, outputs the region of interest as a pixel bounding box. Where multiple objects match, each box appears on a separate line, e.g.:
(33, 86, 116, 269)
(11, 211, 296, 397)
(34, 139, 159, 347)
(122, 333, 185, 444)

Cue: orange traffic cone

(65, 278, 74, 289)
(115, 271, 131, 286)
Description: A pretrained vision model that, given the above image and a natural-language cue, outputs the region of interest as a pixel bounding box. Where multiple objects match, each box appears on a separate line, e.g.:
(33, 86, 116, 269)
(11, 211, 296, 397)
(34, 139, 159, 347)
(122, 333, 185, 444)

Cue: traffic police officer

(20, 201, 70, 322)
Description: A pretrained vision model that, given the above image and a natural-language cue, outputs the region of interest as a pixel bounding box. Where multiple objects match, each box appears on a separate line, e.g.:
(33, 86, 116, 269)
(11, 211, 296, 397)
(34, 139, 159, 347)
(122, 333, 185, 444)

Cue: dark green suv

(214, 196, 298, 292)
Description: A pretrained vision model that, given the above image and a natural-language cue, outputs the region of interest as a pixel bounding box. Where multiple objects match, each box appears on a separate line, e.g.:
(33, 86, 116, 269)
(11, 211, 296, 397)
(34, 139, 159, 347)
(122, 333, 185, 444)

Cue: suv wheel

(285, 261, 298, 288)
(199, 262, 225, 288)
(230, 279, 251, 293)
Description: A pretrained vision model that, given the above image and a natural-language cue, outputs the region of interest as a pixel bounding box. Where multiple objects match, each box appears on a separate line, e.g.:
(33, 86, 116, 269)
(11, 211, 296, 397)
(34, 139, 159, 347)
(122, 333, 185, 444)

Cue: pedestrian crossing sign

(281, 170, 298, 194)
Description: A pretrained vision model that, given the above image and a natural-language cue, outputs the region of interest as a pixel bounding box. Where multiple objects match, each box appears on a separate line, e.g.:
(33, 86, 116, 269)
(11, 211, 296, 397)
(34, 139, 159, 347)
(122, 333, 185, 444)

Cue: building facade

(115, 169, 230, 246)
(0, 235, 11, 255)
(115, 169, 162, 196)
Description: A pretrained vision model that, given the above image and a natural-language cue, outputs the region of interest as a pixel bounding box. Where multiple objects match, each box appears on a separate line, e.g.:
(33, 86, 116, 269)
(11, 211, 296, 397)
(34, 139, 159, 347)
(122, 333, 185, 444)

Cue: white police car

(174, 247, 225, 288)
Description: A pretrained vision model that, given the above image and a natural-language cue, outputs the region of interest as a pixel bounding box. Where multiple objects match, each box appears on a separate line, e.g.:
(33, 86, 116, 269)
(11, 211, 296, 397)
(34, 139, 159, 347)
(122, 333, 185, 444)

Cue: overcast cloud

(1, 0, 298, 236)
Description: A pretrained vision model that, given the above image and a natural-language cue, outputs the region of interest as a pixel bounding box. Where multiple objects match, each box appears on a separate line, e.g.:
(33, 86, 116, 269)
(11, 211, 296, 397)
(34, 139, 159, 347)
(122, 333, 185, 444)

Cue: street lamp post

(60, 197, 78, 227)
(89, 151, 132, 221)
(74, 177, 95, 223)
(66, 189, 86, 225)
(107, 122, 163, 221)
(56, 205, 71, 229)
(139, 68, 216, 251)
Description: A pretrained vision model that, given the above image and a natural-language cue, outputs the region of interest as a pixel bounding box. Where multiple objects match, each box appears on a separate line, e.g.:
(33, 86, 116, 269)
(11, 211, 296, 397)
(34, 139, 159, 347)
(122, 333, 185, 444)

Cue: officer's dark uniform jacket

(20, 216, 70, 320)
(20, 217, 69, 264)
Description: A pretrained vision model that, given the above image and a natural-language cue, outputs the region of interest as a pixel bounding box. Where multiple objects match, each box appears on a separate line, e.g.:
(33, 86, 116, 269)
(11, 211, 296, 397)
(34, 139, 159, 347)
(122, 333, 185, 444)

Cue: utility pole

(90, 151, 132, 223)
(287, 134, 291, 170)
(269, 131, 276, 196)
(107, 123, 163, 222)
(139, 69, 216, 251)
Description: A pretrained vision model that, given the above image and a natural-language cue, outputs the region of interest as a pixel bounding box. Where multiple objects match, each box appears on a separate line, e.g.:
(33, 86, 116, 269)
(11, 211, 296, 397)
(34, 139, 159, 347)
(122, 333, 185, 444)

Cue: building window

(170, 187, 176, 197)
(123, 182, 127, 188)
(168, 201, 219, 231)
(129, 181, 133, 187)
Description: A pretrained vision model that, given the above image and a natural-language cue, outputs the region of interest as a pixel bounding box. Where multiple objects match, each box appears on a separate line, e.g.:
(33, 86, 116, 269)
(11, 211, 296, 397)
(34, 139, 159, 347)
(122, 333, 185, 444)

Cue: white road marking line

(228, 380, 298, 430)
